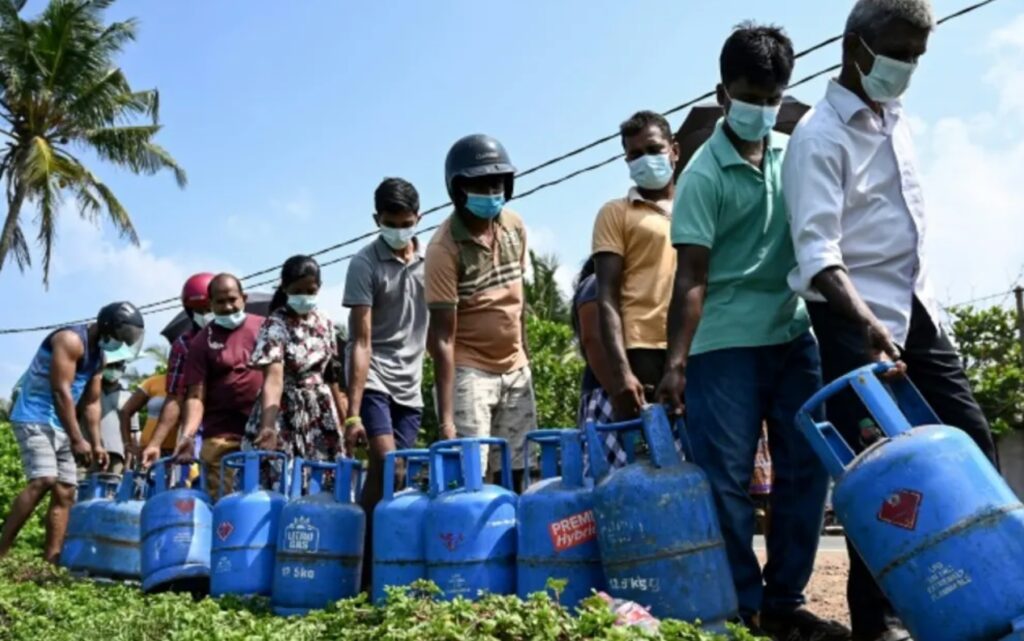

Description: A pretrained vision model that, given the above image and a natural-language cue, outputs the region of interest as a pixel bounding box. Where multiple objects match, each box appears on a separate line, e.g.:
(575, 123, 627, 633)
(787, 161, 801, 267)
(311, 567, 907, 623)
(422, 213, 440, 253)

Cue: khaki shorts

(13, 422, 77, 486)
(453, 365, 537, 475)
(201, 435, 241, 501)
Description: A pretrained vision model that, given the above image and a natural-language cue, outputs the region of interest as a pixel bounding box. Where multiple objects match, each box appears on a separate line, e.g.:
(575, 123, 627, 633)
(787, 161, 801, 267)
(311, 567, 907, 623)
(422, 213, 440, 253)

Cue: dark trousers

(808, 297, 997, 636)
(686, 332, 828, 617)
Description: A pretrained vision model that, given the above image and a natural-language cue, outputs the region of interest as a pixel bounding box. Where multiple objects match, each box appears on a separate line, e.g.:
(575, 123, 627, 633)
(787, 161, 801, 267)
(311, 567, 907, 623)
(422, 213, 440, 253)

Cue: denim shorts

(12, 422, 77, 485)
(360, 390, 422, 450)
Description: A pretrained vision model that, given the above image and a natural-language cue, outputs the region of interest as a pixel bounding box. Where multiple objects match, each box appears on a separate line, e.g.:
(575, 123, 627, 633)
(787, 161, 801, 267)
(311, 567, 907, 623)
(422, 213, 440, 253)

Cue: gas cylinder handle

(795, 363, 941, 479)
(90, 471, 123, 497)
(428, 438, 513, 494)
(524, 429, 585, 490)
(524, 430, 567, 485)
(148, 457, 205, 495)
(474, 437, 514, 492)
(583, 406, 682, 482)
(222, 450, 289, 495)
(334, 459, 362, 504)
(383, 449, 430, 501)
(114, 470, 136, 501)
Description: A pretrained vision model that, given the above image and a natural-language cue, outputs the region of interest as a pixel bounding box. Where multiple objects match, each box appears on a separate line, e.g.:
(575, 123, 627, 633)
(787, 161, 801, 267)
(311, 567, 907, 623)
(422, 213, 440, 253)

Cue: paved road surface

(754, 535, 847, 553)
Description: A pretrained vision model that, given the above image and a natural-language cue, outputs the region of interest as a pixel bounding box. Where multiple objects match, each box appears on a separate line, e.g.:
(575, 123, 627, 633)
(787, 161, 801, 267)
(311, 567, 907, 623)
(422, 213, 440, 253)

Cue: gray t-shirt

(100, 386, 136, 458)
(343, 237, 428, 408)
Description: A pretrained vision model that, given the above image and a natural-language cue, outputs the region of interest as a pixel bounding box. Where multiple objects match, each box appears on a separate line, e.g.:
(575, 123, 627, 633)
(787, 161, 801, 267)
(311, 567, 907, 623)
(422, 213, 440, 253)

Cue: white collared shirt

(782, 80, 940, 345)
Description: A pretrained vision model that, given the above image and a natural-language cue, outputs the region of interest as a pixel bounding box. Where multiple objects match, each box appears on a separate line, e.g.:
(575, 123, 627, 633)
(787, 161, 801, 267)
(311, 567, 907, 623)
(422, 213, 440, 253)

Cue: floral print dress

(243, 308, 341, 461)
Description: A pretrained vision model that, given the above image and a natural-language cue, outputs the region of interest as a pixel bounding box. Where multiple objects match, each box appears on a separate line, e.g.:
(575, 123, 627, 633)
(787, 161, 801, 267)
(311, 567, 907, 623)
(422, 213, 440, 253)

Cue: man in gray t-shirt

(93, 365, 137, 476)
(343, 177, 428, 590)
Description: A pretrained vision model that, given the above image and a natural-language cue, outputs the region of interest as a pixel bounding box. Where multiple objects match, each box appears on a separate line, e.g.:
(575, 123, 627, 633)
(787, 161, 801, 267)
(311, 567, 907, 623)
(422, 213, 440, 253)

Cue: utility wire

(0, 0, 1002, 335)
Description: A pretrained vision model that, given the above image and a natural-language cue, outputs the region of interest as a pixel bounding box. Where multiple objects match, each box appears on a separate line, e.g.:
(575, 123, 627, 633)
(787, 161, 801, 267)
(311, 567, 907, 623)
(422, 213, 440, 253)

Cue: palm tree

(524, 250, 570, 324)
(0, 0, 185, 285)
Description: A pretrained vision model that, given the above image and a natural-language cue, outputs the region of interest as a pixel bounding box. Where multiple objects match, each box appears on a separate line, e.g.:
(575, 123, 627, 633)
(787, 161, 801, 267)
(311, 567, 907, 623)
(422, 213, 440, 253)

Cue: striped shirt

(167, 330, 194, 397)
(424, 209, 528, 374)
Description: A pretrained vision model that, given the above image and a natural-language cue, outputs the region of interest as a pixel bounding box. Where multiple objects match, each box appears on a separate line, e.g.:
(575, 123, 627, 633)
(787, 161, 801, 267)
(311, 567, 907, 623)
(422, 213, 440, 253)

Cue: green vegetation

(0, 555, 763, 641)
(948, 305, 1024, 435)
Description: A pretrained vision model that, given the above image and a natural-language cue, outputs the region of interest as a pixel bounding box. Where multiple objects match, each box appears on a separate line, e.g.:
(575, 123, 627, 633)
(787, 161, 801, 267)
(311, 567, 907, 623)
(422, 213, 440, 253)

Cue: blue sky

(1, 0, 1022, 393)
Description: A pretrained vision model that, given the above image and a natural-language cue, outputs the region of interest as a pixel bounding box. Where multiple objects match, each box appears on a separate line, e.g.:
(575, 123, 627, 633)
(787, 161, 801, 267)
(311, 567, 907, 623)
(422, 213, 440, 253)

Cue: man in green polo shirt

(656, 23, 846, 641)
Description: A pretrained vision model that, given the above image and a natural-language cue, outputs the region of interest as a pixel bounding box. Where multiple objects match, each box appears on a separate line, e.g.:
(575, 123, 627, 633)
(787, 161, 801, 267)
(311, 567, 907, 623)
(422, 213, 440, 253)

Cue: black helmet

(444, 134, 516, 204)
(97, 301, 145, 347)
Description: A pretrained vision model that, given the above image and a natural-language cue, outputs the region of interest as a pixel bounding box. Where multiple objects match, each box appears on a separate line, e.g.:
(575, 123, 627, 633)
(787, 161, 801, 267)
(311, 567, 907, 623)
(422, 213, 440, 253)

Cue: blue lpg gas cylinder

(62, 473, 120, 575)
(517, 429, 604, 607)
(372, 449, 430, 603)
(60, 476, 102, 572)
(424, 438, 517, 600)
(585, 406, 738, 630)
(91, 470, 148, 580)
(796, 363, 1024, 641)
(372, 447, 465, 603)
(210, 451, 288, 597)
(272, 458, 366, 615)
(140, 458, 213, 593)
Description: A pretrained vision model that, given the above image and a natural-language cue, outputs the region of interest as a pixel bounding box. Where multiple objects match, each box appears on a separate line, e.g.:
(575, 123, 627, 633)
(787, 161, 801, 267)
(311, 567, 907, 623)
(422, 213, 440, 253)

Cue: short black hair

(208, 273, 243, 297)
(619, 110, 672, 145)
(720, 22, 795, 88)
(374, 177, 420, 215)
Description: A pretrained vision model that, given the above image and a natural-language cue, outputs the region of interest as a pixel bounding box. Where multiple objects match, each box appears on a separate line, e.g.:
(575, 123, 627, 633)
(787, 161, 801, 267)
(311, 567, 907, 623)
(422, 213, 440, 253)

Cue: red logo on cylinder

(439, 532, 464, 552)
(548, 510, 597, 552)
(173, 499, 195, 514)
(216, 521, 234, 541)
(877, 489, 923, 530)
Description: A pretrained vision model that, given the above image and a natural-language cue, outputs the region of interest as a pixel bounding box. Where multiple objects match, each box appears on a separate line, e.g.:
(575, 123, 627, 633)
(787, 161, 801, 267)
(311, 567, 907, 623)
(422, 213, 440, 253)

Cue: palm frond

(0, 0, 183, 284)
(34, 171, 58, 285)
(22, 134, 54, 184)
(90, 174, 138, 244)
(84, 125, 187, 186)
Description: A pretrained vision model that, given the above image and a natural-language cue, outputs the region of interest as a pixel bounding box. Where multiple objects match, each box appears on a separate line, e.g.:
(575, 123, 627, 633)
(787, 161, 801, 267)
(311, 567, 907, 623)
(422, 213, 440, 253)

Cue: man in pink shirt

(173, 273, 264, 499)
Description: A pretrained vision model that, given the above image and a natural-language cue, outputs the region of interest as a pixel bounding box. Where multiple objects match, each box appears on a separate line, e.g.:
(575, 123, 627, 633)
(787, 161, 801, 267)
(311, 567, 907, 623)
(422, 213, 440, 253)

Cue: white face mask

(380, 226, 417, 250)
(213, 310, 246, 330)
(857, 36, 917, 103)
(191, 311, 213, 328)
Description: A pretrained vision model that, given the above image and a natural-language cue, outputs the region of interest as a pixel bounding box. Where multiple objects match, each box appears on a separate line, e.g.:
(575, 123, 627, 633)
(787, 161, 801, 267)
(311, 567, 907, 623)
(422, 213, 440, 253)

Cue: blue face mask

(99, 336, 135, 364)
(464, 193, 505, 220)
(857, 36, 916, 103)
(214, 311, 247, 330)
(102, 368, 122, 383)
(628, 153, 674, 190)
(287, 294, 317, 315)
(726, 95, 780, 142)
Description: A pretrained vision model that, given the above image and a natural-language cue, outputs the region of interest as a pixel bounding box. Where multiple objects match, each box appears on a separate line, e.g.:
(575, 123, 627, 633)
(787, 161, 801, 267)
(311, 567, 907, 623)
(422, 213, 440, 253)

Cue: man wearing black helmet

(0, 301, 144, 562)
(426, 134, 536, 488)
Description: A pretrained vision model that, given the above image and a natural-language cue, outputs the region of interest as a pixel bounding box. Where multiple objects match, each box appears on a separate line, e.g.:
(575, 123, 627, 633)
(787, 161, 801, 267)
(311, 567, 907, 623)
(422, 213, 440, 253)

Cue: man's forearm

(83, 403, 102, 448)
(148, 396, 182, 447)
(54, 388, 85, 442)
(665, 277, 706, 373)
(433, 347, 456, 428)
(812, 267, 878, 327)
(347, 343, 371, 419)
(597, 300, 632, 387)
(180, 397, 204, 439)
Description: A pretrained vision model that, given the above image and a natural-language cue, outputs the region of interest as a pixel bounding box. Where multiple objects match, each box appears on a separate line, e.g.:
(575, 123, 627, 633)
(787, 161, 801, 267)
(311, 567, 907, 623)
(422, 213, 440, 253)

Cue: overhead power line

(0, 0, 1002, 336)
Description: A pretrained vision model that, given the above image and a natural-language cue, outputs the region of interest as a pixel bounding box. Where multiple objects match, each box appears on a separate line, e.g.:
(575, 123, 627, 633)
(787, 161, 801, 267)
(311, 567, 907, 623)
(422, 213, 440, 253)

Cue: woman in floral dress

(245, 255, 343, 461)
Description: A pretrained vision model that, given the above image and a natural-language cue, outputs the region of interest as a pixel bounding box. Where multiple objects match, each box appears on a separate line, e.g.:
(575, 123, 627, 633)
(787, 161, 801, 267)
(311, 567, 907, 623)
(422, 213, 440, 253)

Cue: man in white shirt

(783, 1, 996, 640)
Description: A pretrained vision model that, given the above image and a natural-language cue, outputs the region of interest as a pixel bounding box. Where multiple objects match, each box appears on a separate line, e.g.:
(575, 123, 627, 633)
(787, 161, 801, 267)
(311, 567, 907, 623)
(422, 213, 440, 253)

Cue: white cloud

(914, 13, 1024, 308)
(0, 211, 236, 392)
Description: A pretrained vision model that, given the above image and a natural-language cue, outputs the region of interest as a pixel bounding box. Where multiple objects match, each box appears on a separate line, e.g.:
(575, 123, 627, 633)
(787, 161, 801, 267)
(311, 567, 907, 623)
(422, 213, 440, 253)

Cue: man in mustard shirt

(592, 110, 679, 420)
(656, 24, 845, 641)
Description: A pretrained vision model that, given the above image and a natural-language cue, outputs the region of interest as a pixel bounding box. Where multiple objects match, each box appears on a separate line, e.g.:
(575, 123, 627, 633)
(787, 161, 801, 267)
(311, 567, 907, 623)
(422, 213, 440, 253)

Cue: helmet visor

(102, 325, 144, 364)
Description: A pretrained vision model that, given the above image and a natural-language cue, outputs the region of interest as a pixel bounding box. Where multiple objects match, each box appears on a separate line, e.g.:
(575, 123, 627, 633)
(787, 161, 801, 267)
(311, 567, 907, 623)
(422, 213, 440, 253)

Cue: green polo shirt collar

(708, 119, 785, 171)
